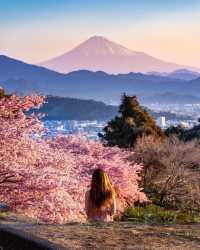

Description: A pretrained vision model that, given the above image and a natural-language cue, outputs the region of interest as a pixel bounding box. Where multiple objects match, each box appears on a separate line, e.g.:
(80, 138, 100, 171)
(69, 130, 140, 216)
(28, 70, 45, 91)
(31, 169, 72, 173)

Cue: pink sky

(0, 1, 199, 68)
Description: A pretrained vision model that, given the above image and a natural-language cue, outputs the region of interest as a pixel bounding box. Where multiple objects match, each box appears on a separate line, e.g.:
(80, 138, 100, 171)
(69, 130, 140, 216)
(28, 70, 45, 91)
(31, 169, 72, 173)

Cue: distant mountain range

(40, 36, 200, 74)
(141, 92, 200, 104)
(148, 69, 200, 81)
(1, 54, 200, 104)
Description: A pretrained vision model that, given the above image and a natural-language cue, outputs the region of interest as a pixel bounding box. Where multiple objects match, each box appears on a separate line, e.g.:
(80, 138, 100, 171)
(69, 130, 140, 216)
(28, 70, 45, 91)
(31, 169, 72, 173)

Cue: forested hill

(38, 96, 118, 120)
(34, 96, 191, 121)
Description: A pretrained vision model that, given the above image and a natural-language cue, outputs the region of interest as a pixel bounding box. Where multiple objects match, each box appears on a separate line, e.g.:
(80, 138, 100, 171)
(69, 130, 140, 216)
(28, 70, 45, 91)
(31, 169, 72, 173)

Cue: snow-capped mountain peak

(40, 36, 200, 74)
(69, 36, 136, 57)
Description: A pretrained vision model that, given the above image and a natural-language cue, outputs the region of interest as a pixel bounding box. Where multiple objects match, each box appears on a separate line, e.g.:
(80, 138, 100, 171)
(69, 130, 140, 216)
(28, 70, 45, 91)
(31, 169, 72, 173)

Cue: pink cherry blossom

(0, 93, 147, 224)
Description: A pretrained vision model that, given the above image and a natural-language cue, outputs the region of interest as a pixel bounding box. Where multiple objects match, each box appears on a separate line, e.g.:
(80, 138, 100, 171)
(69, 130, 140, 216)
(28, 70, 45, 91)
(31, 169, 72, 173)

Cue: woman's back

(85, 168, 116, 222)
(85, 190, 116, 222)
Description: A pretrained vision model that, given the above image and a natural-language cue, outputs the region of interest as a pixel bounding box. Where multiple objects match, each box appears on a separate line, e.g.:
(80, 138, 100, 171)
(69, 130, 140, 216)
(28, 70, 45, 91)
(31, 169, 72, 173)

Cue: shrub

(165, 124, 200, 141)
(130, 136, 200, 213)
(123, 204, 200, 224)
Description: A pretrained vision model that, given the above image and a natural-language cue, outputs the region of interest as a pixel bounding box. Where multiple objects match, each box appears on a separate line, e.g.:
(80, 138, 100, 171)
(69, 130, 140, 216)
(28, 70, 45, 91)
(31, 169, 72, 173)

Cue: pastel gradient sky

(0, 0, 200, 67)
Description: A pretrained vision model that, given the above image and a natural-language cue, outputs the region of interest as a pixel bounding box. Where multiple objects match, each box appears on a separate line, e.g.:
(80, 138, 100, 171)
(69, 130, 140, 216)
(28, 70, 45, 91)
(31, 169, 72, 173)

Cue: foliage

(123, 204, 200, 224)
(165, 124, 200, 142)
(130, 136, 200, 213)
(0, 93, 146, 224)
(99, 94, 164, 148)
(165, 125, 185, 138)
(0, 87, 5, 99)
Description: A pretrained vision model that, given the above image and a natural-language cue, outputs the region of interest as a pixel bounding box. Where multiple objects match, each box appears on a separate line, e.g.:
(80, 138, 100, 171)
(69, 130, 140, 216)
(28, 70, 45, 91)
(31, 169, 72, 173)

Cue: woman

(85, 168, 116, 221)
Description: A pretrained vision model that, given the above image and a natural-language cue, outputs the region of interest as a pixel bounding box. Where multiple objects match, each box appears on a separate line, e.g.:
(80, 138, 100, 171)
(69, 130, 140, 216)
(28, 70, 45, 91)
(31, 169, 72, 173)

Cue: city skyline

(0, 0, 200, 68)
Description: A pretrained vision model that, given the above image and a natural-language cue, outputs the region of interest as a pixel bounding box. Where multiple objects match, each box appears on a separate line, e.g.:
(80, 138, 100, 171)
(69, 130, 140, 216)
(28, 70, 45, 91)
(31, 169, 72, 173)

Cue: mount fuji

(40, 36, 199, 74)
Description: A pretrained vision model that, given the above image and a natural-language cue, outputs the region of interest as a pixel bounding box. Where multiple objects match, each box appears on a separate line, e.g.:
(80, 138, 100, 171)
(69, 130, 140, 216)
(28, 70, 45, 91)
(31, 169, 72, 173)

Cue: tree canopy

(0, 87, 5, 99)
(99, 94, 165, 148)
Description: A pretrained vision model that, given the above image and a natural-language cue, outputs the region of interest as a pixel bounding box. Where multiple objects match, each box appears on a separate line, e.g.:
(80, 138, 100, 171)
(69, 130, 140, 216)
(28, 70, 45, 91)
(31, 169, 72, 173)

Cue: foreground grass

(123, 204, 200, 224)
(0, 212, 9, 220)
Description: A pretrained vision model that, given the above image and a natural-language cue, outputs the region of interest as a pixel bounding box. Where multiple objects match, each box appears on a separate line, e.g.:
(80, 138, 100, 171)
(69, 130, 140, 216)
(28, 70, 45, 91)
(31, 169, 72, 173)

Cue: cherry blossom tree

(0, 92, 147, 223)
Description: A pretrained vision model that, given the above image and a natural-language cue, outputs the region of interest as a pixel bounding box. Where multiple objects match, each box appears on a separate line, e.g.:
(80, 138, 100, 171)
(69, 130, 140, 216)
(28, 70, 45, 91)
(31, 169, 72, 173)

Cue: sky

(0, 0, 200, 67)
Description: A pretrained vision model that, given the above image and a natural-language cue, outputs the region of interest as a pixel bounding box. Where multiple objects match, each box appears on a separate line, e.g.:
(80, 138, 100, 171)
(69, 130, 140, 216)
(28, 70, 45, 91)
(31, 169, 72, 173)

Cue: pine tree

(99, 94, 164, 148)
(0, 87, 5, 99)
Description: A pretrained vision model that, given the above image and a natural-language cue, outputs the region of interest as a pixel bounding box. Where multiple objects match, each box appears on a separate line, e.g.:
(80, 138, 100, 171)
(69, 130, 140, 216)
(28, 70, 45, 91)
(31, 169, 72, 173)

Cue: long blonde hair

(90, 168, 115, 210)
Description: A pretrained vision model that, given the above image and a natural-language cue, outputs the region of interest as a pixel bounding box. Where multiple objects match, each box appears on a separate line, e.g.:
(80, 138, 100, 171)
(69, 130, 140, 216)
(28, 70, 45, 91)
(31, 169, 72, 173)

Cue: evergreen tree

(99, 94, 164, 148)
(0, 87, 5, 99)
(165, 125, 185, 138)
(165, 123, 200, 142)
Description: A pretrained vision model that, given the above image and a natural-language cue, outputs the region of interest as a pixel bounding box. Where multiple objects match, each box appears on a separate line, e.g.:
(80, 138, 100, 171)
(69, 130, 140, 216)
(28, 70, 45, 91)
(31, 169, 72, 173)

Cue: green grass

(0, 212, 9, 220)
(123, 204, 200, 224)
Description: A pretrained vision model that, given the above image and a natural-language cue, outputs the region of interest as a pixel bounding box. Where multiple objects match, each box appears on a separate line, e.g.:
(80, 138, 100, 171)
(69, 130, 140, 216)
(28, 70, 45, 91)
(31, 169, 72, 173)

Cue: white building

(157, 116, 166, 128)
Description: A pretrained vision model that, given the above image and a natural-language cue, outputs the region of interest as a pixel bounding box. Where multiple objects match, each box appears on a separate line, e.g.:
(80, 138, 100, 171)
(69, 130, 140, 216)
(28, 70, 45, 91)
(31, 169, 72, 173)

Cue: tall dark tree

(99, 94, 164, 148)
(0, 87, 5, 99)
